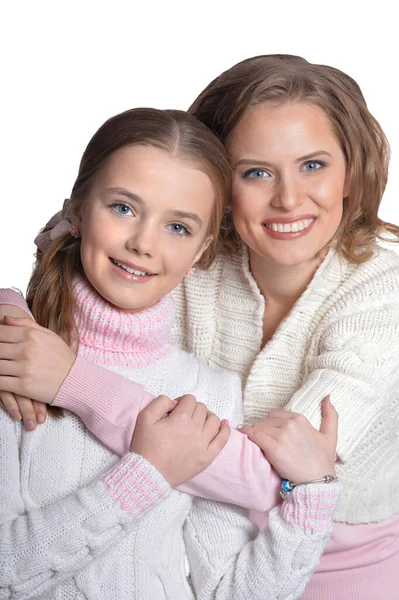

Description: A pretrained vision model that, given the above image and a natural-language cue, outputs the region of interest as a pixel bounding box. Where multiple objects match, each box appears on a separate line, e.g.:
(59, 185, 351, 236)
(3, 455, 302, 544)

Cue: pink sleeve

(179, 429, 281, 511)
(53, 357, 281, 512)
(0, 288, 33, 318)
(0, 287, 280, 512)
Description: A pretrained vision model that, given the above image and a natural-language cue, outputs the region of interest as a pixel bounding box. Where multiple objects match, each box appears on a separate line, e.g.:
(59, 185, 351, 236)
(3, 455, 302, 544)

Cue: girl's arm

(0, 415, 171, 599)
(185, 482, 341, 600)
(0, 394, 228, 600)
(0, 292, 281, 512)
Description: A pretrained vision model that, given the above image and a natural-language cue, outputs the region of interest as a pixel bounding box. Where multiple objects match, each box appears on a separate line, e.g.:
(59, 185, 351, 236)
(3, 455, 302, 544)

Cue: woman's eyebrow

(295, 151, 332, 162)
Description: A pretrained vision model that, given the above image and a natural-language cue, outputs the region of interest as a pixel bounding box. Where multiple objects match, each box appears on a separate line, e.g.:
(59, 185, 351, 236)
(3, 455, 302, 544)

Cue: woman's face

(227, 102, 348, 267)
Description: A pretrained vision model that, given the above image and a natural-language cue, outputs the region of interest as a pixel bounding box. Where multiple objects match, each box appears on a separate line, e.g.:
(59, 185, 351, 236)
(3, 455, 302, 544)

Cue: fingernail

(236, 423, 244, 429)
(171, 399, 179, 405)
(328, 394, 335, 406)
(37, 413, 45, 424)
(11, 410, 22, 421)
(223, 419, 229, 425)
(26, 419, 36, 431)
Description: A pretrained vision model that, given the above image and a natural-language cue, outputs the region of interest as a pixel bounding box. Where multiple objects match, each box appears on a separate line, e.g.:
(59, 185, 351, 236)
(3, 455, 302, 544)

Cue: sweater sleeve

(0, 288, 33, 318)
(184, 483, 341, 600)
(284, 268, 399, 463)
(0, 414, 171, 600)
(0, 290, 280, 513)
(54, 357, 281, 512)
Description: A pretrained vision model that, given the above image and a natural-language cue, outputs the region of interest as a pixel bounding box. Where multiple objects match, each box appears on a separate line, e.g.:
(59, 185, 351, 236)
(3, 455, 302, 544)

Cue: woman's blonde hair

(189, 54, 399, 262)
(27, 108, 231, 416)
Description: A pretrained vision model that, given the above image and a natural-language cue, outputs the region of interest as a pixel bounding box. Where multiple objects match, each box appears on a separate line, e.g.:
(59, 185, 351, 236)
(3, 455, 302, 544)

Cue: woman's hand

(0, 316, 76, 406)
(131, 394, 231, 487)
(239, 396, 338, 482)
(0, 307, 48, 429)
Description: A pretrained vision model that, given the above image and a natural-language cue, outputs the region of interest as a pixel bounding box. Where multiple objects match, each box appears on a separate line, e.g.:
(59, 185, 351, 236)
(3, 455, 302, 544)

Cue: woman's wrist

(280, 482, 342, 534)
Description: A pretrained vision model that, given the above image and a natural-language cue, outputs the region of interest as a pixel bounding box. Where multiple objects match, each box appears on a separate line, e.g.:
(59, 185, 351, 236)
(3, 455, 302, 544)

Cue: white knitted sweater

(172, 245, 399, 523)
(0, 278, 340, 600)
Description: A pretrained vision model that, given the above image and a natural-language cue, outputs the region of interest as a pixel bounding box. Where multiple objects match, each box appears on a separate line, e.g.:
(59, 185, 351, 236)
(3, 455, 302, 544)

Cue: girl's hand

(239, 396, 338, 482)
(131, 394, 231, 487)
(0, 316, 76, 405)
(0, 306, 47, 430)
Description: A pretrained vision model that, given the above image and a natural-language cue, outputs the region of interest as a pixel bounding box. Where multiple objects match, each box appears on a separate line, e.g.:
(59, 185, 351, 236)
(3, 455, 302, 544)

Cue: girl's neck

(73, 275, 175, 368)
(249, 248, 327, 307)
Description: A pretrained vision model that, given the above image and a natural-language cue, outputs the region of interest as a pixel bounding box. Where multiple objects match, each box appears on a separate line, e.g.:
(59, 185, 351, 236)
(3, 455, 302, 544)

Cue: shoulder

(327, 247, 399, 308)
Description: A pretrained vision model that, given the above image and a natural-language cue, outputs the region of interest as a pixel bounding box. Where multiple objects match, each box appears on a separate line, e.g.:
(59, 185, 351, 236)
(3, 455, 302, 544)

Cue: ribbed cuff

(53, 355, 154, 456)
(280, 482, 341, 533)
(0, 288, 33, 318)
(101, 453, 171, 519)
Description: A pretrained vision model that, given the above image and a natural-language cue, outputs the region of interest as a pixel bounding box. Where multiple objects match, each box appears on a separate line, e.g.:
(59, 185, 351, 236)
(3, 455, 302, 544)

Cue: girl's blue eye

(303, 160, 324, 172)
(167, 223, 189, 236)
(243, 168, 270, 179)
(112, 202, 133, 216)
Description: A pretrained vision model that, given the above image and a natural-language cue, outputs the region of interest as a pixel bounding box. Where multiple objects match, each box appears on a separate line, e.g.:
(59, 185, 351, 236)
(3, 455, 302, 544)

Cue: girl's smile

(78, 144, 215, 312)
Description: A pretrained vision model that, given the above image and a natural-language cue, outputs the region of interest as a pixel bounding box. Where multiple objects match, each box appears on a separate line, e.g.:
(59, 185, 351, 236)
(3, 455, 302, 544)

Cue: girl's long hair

(189, 54, 399, 262)
(27, 108, 231, 416)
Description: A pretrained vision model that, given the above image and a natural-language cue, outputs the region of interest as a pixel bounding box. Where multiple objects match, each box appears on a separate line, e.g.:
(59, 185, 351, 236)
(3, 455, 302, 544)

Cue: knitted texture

(172, 245, 399, 524)
(0, 277, 339, 599)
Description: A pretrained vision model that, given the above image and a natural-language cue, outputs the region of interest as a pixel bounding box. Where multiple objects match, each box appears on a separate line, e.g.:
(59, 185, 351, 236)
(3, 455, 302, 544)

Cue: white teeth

(114, 261, 149, 276)
(265, 218, 314, 233)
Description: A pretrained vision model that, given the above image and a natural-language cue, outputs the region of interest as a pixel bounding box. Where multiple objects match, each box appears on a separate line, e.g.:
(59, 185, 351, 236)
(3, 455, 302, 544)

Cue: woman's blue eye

(244, 168, 269, 179)
(111, 202, 133, 216)
(303, 160, 324, 172)
(168, 223, 189, 236)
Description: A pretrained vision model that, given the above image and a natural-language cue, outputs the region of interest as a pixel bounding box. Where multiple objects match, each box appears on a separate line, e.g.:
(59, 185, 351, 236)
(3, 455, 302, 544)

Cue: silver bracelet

(280, 474, 337, 499)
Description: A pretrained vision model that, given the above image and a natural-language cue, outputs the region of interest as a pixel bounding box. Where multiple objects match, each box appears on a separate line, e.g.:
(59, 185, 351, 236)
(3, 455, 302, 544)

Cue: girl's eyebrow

(168, 210, 203, 226)
(105, 187, 144, 205)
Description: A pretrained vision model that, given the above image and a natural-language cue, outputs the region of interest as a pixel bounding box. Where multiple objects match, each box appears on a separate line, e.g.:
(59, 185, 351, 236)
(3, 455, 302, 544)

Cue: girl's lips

(262, 217, 316, 240)
(109, 259, 156, 283)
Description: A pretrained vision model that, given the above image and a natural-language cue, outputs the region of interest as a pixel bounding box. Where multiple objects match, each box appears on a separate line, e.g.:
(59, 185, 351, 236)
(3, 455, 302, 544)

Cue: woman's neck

(249, 248, 327, 347)
(249, 249, 326, 306)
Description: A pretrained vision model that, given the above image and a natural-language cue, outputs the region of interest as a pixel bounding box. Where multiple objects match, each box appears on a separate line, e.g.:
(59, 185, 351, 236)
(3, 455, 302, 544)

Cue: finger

(32, 399, 47, 424)
(320, 395, 339, 442)
(0, 376, 20, 394)
(142, 395, 178, 422)
(207, 420, 230, 456)
(192, 402, 208, 425)
(0, 359, 20, 376)
(267, 408, 299, 421)
(203, 411, 222, 440)
(0, 342, 20, 359)
(0, 391, 22, 420)
(170, 394, 197, 418)
(246, 428, 281, 456)
(0, 325, 27, 343)
(3, 316, 44, 330)
(13, 395, 39, 431)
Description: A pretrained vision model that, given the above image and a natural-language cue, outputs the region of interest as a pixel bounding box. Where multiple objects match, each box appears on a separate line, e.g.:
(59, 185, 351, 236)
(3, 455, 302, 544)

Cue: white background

(1, 0, 398, 292)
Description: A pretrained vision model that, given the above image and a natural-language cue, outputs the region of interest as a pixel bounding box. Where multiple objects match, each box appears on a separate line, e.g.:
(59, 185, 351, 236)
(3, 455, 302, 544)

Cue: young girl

(0, 108, 340, 599)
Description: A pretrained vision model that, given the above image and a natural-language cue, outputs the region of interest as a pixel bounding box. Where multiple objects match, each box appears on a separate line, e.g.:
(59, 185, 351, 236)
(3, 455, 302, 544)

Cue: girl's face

(78, 144, 214, 312)
(227, 102, 348, 267)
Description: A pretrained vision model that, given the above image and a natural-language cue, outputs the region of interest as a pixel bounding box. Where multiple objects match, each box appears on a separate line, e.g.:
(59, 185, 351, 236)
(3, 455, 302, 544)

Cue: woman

(1, 54, 399, 598)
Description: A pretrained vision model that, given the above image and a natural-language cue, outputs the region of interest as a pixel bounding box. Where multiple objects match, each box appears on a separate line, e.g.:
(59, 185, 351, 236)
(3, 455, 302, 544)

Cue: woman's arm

(185, 483, 341, 600)
(0, 300, 280, 513)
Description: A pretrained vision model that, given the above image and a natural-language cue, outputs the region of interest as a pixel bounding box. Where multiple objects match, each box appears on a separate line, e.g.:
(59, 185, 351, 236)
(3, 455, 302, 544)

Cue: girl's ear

(193, 234, 213, 264)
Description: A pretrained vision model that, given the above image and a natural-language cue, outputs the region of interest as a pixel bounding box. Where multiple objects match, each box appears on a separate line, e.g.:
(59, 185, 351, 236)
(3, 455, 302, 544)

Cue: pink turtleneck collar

(73, 276, 175, 368)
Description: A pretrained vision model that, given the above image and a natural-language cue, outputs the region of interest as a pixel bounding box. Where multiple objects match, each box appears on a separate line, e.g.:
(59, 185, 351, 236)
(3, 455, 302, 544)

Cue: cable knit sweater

(172, 245, 399, 524)
(0, 277, 340, 600)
